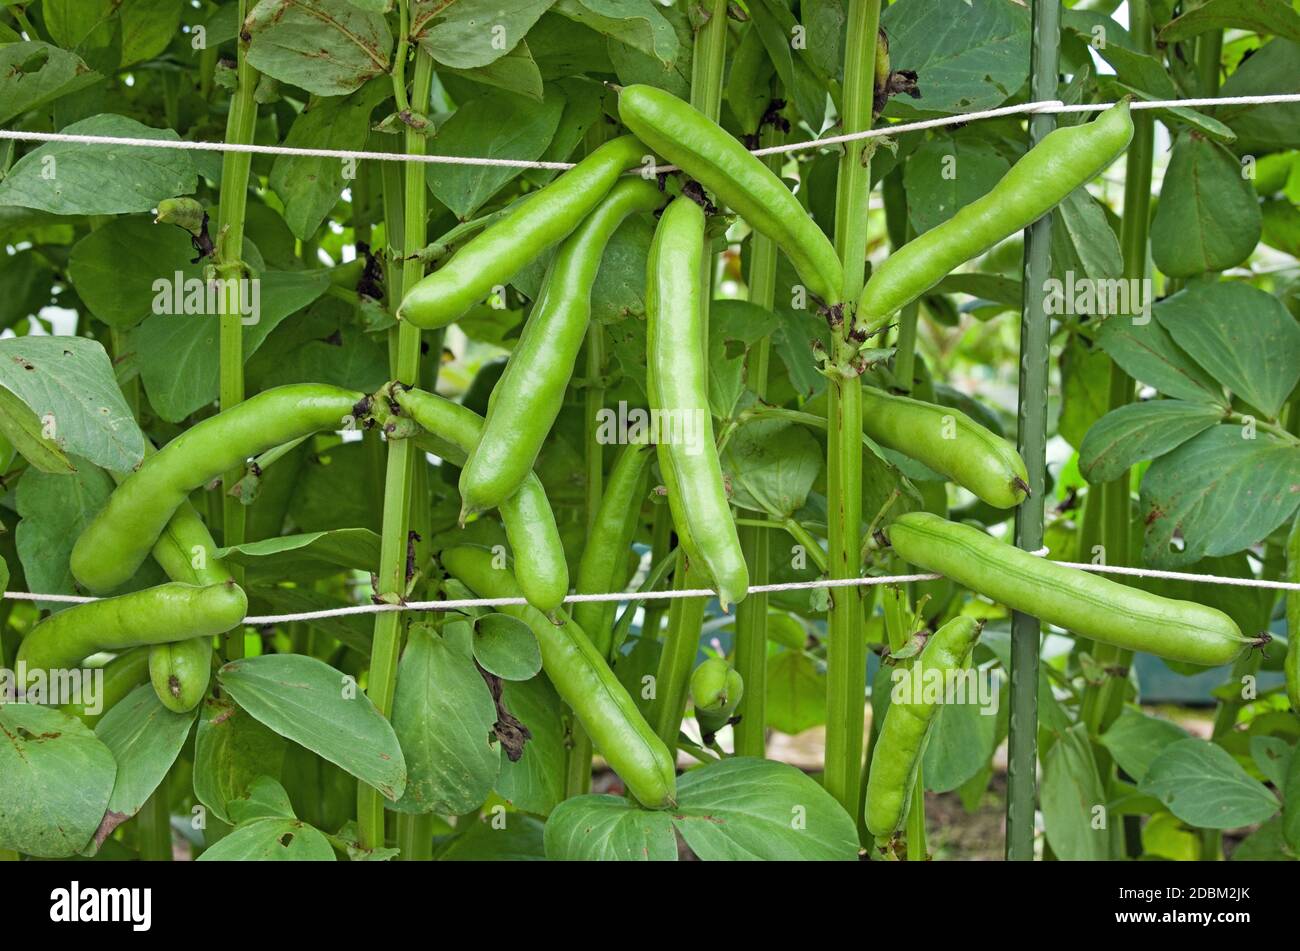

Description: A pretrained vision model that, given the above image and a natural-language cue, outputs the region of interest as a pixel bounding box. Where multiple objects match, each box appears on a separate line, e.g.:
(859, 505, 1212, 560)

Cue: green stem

(733, 109, 783, 760)
(824, 0, 880, 829)
(215, 0, 258, 661)
(137, 777, 172, 861)
(1005, 0, 1061, 862)
(1195, 26, 1222, 98)
(652, 564, 708, 749)
(360, 35, 434, 853)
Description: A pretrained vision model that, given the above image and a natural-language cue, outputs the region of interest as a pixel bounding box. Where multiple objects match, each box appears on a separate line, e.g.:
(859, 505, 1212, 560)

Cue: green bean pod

(573, 442, 653, 659)
(148, 638, 213, 713)
(388, 385, 568, 613)
(460, 178, 666, 516)
(865, 616, 983, 840)
(1286, 514, 1299, 713)
(888, 513, 1261, 666)
(58, 647, 150, 726)
(398, 135, 648, 329)
(441, 545, 676, 809)
(690, 658, 744, 740)
(808, 386, 1029, 508)
(17, 581, 248, 680)
(617, 83, 844, 306)
(855, 101, 1134, 334)
(71, 384, 364, 593)
(647, 197, 748, 609)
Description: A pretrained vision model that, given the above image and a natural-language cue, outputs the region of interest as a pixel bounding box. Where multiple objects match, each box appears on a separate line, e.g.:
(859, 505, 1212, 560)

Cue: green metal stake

(1006, 0, 1061, 862)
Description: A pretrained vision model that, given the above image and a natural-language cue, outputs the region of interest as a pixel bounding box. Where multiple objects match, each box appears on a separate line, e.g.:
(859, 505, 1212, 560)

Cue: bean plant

(0, 0, 1298, 864)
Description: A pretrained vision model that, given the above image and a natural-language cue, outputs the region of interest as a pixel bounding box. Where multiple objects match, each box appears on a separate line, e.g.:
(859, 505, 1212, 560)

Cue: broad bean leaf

(194, 697, 289, 825)
(0, 336, 143, 472)
(0, 704, 115, 858)
(472, 614, 542, 681)
(494, 674, 566, 816)
(0, 42, 100, 125)
(1153, 282, 1300, 419)
(0, 115, 195, 216)
(245, 0, 392, 96)
(1150, 132, 1262, 277)
(411, 0, 555, 69)
(765, 649, 826, 735)
(551, 0, 679, 68)
(1095, 315, 1223, 405)
(724, 418, 822, 519)
(389, 623, 500, 816)
(882, 0, 1030, 113)
(904, 138, 1011, 236)
(93, 685, 199, 847)
(1160, 0, 1300, 43)
(1099, 706, 1190, 783)
(198, 817, 335, 861)
(1041, 724, 1110, 860)
(218, 654, 407, 802)
(1140, 738, 1279, 829)
(1079, 399, 1222, 484)
(1140, 426, 1300, 568)
(436, 814, 548, 860)
(1217, 39, 1300, 153)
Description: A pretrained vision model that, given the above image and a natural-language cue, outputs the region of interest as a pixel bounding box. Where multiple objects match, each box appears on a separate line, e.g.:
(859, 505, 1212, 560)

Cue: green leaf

(1095, 315, 1223, 404)
(0, 249, 55, 332)
(1140, 738, 1280, 829)
(218, 529, 381, 576)
(551, 0, 679, 68)
(1154, 283, 1300, 419)
(1218, 40, 1300, 153)
(270, 80, 391, 240)
(245, 0, 392, 97)
(411, 0, 554, 69)
(1228, 816, 1297, 860)
(0, 703, 115, 858)
(765, 649, 827, 735)
(543, 794, 677, 861)
(1058, 334, 1114, 451)
(724, 419, 822, 520)
(1150, 132, 1262, 277)
(197, 817, 335, 861)
(1098, 706, 1190, 783)
(1284, 741, 1300, 853)
(1160, 0, 1300, 43)
(226, 775, 298, 823)
(1141, 810, 1200, 861)
(389, 623, 500, 816)
(673, 757, 860, 860)
(0, 114, 196, 216)
(1250, 736, 1291, 790)
(218, 654, 407, 802)
(1041, 724, 1110, 860)
(120, 0, 185, 67)
(425, 89, 564, 219)
(436, 814, 547, 860)
(94, 685, 198, 844)
(445, 41, 546, 101)
(494, 675, 566, 816)
(67, 215, 206, 330)
(0, 336, 144, 472)
(922, 668, 999, 793)
(881, 0, 1030, 113)
(472, 614, 542, 681)
(1079, 399, 1223, 484)
(904, 138, 1012, 236)
(1140, 426, 1300, 568)
(193, 697, 288, 825)
(1049, 187, 1124, 287)
(0, 42, 100, 125)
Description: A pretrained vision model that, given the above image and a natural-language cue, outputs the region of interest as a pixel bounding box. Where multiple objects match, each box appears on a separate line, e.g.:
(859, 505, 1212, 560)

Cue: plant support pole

(1006, 0, 1060, 862)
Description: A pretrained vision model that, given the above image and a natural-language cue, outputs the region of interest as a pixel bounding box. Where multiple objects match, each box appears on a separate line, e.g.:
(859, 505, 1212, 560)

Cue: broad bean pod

(887, 512, 1262, 666)
(71, 384, 365, 593)
(460, 178, 666, 516)
(441, 545, 676, 809)
(856, 101, 1134, 335)
(397, 136, 648, 329)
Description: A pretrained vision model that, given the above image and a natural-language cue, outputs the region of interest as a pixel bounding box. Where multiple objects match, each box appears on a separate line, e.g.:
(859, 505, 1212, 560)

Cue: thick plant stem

(653, 564, 708, 749)
(732, 114, 783, 759)
(824, 0, 879, 828)
(648, 0, 729, 756)
(359, 41, 434, 853)
(1006, 0, 1061, 862)
(137, 777, 172, 861)
(215, 0, 258, 661)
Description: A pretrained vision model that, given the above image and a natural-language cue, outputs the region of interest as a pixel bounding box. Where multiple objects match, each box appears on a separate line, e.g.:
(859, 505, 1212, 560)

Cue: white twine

(6, 548, 1300, 625)
(1, 94, 1296, 174)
